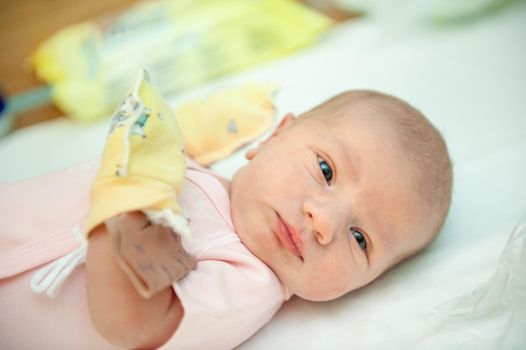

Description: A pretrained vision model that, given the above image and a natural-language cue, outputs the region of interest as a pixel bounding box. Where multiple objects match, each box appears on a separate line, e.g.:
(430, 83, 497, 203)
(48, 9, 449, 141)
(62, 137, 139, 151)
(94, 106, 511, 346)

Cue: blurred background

(1, 0, 135, 128)
(0, 0, 356, 131)
(2, 0, 519, 133)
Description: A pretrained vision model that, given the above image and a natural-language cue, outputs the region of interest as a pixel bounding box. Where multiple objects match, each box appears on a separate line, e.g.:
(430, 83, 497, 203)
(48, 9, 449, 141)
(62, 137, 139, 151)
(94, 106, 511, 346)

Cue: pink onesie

(0, 160, 288, 349)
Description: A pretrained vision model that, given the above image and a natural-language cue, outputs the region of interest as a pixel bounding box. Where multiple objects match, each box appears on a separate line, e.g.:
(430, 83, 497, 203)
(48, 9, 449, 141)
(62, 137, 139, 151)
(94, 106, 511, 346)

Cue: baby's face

(230, 111, 429, 301)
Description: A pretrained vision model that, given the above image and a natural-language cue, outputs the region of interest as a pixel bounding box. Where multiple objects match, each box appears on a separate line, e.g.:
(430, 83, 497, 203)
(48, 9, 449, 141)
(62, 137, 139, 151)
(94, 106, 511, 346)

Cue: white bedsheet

(1, 1, 525, 349)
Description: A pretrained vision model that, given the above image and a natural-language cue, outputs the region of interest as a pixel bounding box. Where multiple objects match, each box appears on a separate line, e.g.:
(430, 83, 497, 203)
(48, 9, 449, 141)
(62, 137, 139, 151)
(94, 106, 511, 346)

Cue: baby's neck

(213, 174, 231, 196)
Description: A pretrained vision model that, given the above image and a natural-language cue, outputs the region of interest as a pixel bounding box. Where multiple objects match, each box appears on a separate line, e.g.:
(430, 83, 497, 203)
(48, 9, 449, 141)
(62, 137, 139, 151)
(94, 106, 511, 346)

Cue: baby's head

(230, 91, 452, 301)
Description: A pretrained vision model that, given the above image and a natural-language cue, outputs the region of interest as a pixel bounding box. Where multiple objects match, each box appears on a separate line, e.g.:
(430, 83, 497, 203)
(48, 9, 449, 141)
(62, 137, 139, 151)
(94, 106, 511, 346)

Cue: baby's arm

(86, 212, 187, 349)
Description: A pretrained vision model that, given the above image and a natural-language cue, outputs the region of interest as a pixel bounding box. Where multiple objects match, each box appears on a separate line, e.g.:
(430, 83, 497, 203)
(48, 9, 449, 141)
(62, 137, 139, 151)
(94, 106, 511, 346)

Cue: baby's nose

(302, 198, 341, 245)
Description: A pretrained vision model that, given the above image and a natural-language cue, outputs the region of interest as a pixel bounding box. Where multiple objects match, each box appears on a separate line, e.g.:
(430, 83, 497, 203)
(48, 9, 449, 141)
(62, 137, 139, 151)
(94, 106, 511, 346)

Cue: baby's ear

(271, 112, 296, 136)
(245, 113, 296, 160)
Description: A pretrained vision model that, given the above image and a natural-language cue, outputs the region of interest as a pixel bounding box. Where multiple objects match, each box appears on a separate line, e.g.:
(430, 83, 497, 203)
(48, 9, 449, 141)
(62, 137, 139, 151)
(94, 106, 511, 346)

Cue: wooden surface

(0, 0, 137, 129)
(0, 0, 355, 130)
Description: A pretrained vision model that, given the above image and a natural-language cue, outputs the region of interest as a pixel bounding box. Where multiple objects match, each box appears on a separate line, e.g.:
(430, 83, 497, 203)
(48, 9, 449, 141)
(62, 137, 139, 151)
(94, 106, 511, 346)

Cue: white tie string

(30, 225, 87, 297)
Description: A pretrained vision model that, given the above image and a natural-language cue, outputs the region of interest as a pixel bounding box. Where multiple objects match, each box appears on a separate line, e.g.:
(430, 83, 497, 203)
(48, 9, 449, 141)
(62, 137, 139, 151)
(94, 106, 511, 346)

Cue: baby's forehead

(367, 205, 435, 275)
(304, 100, 402, 134)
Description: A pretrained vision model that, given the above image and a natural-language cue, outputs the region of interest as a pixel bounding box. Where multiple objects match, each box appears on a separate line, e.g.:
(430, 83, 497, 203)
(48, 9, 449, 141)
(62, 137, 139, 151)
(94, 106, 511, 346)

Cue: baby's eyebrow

(364, 213, 400, 267)
(334, 138, 360, 182)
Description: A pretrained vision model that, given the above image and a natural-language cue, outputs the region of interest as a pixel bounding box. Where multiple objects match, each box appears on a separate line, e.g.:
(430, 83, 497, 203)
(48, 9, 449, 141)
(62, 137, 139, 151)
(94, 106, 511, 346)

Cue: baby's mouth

(275, 213, 304, 262)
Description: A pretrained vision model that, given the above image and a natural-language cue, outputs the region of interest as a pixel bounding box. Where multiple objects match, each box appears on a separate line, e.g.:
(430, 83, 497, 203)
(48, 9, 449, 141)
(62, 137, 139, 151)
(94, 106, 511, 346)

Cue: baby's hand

(105, 212, 196, 299)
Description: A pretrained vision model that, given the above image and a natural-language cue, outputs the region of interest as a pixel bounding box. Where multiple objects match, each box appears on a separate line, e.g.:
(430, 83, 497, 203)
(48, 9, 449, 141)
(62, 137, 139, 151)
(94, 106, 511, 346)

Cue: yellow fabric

(84, 70, 188, 238)
(176, 83, 276, 165)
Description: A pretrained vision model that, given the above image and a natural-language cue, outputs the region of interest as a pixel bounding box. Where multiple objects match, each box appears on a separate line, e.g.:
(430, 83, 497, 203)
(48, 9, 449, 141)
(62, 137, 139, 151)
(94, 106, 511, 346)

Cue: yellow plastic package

(33, 0, 332, 122)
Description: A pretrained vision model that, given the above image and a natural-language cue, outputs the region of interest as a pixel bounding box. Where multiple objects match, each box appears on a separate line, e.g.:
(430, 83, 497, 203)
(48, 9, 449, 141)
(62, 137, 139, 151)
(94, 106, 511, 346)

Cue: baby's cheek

(295, 265, 352, 302)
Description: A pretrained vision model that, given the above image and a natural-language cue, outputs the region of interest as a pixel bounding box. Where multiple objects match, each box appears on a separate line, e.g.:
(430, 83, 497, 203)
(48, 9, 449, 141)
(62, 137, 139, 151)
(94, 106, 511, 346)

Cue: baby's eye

(352, 228, 367, 251)
(318, 157, 333, 184)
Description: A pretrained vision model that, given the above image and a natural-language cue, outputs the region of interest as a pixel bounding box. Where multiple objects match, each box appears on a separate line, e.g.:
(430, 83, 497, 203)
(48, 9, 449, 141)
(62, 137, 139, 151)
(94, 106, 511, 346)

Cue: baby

(0, 90, 452, 349)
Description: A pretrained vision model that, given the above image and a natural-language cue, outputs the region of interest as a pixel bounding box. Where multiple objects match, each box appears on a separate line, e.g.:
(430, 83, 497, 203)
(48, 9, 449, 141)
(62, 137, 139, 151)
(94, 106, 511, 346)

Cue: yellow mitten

(175, 83, 277, 165)
(84, 69, 190, 239)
